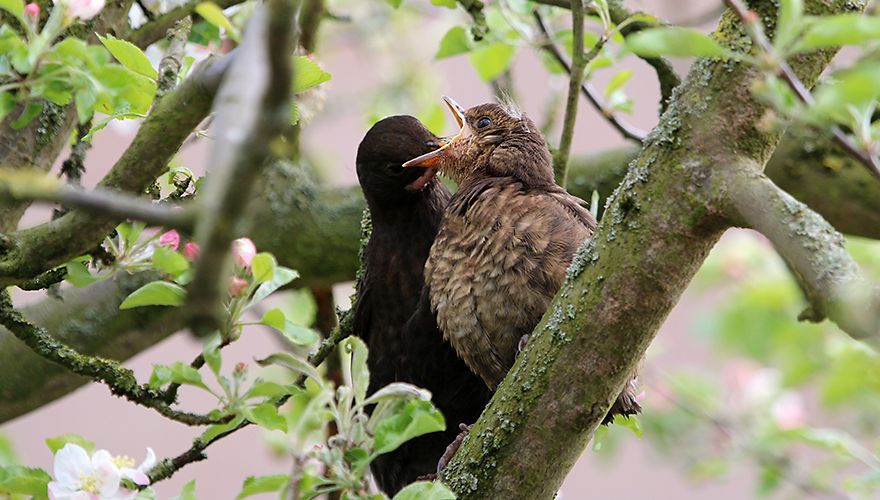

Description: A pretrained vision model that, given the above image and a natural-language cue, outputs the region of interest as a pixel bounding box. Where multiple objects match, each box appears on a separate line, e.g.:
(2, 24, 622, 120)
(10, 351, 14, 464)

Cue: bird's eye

(475, 117, 492, 129)
(386, 164, 405, 176)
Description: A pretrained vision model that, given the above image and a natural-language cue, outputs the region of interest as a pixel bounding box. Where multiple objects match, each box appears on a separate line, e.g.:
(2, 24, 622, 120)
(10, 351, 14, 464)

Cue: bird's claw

(517, 334, 530, 354)
(436, 423, 473, 474)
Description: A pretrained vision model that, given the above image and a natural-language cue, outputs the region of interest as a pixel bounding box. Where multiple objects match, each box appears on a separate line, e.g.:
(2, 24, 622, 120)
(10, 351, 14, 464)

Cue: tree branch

(440, 1, 864, 496)
(534, 11, 646, 142)
(186, 0, 296, 334)
(127, 0, 249, 48)
(0, 53, 233, 287)
(0, 172, 194, 231)
(553, 0, 590, 185)
(0, 290, 221, 425)
(726, 170, 880, 347)
(723, 0, 880, 180)
(455, 0, 488, 41)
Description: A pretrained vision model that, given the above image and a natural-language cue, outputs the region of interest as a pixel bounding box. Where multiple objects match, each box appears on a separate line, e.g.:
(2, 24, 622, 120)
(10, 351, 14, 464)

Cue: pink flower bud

(24, 3, 39, 17)
(183, 242, 200, 261)
(158, 230, 180, 251)
(228, 276, 248, 297)
(234, 362, 247, 375)
(231, 238, 256, 269)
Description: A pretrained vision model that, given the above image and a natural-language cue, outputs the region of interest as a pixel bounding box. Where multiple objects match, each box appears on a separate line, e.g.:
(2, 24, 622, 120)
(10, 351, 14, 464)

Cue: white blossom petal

(53, 445, 92, 487)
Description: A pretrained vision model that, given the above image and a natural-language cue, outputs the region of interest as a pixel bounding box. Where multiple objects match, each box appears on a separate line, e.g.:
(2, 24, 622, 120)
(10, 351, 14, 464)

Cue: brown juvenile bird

(354, 116, 491, 493)
(404, 97, 640, 422)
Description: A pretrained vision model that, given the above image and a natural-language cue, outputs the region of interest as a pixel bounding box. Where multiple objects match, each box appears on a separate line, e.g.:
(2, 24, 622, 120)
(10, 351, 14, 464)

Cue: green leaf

(250, 266, 299, 306)
(292, 56, 331, 94)
(364, 382, 431, 406)
(246, 380, 295, 400)
(0, 465, 51, 499)
(152, 246, 190, 278)
(245, 403, 287, 432)
(120, 281, 186, 309)
(812, 65, 880, 123)
(10, 102, 42, 129)
(386, 0, 403, 8)
(256, 352, 321, 384)
(373, 399, 445, 455)
(393, 481, 456, 500)
(625, 27, 729, 58)
(0, 0, 23, 20)
(203, 336, 222, 376)
(66, 261, 98, 287)
(468, 43, 516, 82)
(591, 424, 609, 451)
(430, 0, 456, 7)
(149, 362, 208, 390)
(436, 26, 472, 59)
(251, 252, 276, 283)
(611, 414, 643, 437)
(604, 69, 633, 97)
(171, 480, 197, 500)
(795, 14, 880, 52)
(201, 415, 245, 443)
(195, 2, 240, 42)
(343, 336, 369, 404)
(45, 434, 95, 454)
(775, 0, 804, 52)
(97, 34, 158, 80)
(260, 308, 320, 345)
(0, 92, 14, 123)
(237, 474, 288, 499)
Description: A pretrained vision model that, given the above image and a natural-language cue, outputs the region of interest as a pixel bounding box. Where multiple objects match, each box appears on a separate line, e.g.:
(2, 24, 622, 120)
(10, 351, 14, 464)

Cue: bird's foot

(436, 423, 472, 474)
(517, 334, 529, 354)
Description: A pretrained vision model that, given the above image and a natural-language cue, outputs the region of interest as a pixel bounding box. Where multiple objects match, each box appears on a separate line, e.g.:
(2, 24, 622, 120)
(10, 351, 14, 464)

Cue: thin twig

(456, 0, 489, 41)
(723, 0, 880, 180)
(161, 337, 232, 404)
(128, 0, 249, 48)
(553, 0, 590, 186)
(155, 17, 193, 102)
(534, 11, 646, 143)
(0, 178, 195, 231)
(0, 291, 223, 426)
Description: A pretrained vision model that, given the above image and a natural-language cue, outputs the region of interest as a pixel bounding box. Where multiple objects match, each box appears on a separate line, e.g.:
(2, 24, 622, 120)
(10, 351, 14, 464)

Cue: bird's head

(356, 115, 445, 205)
(402, 96, 554, 187)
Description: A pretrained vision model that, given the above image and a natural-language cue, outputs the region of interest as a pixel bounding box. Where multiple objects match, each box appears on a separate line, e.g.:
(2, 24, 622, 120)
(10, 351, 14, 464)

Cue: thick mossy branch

(0, 289, 219, 425)
(440, 1, 864, 497)
(0, 54, 232, 287)
(727, 171, 880, 346)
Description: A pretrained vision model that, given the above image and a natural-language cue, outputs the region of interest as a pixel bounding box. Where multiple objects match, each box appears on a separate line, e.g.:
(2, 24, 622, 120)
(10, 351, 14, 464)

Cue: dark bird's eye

(386, 164, 405, 176)
(475, 117, 492, 129)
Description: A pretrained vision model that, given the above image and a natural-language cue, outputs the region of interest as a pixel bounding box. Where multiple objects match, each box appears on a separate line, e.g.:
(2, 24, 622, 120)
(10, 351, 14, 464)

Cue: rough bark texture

(439, 2, 865, 497)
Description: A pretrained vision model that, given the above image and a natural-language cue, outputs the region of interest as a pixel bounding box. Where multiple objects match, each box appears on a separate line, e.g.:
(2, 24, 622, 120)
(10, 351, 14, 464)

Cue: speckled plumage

(353, 116, 491, 494)
(411, 101, 640, 422)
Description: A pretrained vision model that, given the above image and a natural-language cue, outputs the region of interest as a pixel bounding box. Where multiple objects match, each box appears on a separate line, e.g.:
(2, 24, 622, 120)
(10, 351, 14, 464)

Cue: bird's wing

(543, 183, 598, 231)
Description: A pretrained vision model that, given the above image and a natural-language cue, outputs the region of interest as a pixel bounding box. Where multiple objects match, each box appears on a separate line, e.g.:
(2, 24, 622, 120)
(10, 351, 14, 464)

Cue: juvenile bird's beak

(402, 96, 469, 168)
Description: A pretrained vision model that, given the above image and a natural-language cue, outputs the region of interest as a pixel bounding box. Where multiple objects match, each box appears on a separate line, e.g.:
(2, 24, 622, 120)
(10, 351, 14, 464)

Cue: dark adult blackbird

(353, 115, 492, 493)
(404, 97, 640, 423)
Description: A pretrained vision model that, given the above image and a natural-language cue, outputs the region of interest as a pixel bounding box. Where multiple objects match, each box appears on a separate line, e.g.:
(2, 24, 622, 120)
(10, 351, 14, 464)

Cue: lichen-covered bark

(440, 2, 865, 497)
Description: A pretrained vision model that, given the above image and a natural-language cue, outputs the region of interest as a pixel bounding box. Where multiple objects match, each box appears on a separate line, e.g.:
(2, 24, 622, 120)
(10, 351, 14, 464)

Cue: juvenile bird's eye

(475, 117, 492, 129)
(386, 164, 405, 176)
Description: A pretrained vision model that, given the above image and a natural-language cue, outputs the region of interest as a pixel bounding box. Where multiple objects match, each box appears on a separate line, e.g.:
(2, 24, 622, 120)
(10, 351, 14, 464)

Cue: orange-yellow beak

(402, 96, 467, 168)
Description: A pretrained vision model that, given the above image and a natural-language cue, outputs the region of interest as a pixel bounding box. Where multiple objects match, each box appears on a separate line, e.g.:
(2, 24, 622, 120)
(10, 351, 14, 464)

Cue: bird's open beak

(402, 96, 468, 168)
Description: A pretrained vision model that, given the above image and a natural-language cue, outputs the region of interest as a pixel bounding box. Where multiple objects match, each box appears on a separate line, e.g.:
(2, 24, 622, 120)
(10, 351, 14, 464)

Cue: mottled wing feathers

(427, 177, 594, 388)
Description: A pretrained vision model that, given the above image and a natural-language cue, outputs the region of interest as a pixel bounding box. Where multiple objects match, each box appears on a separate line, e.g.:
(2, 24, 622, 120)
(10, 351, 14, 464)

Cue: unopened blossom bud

(231, 237, 256, 269)
(25, 3, 40, 18)
(60, 0, 107, 20)
(183, 242, 200, 261)
(234, 362, 247, 376)
(228, 276, 248, 297)
(158, 230, 180, 251)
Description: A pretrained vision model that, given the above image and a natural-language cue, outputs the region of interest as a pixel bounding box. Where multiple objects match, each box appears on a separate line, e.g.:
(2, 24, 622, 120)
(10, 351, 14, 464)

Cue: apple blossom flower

(228, 276, 248, 297)
(25, 3, 40, 18)
(183, 242, 200, 261)
(771, 392, 806, 430)
(56, 0, 106, 21)
(158, 230, 180, 251)
(48, 444, 123, 500)
(47, 444, 155, 500)
(231, 238, 256, 269)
